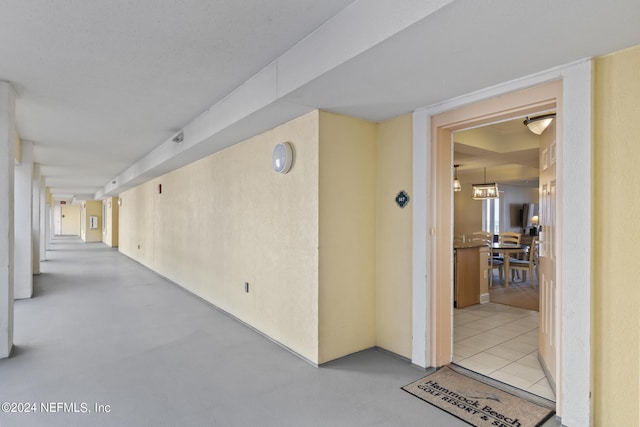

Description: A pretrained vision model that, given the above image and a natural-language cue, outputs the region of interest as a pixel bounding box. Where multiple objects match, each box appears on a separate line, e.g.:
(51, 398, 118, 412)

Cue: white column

(0, 81, 16, 358)
(32, 164, 41, 274)
(40, 178, 48, 259)
(46, 203, 53, 251)
(14, 140, 33, 299)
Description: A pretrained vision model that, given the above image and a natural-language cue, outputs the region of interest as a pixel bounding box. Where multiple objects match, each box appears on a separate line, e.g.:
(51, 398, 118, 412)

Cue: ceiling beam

(95, 0, 455, 199)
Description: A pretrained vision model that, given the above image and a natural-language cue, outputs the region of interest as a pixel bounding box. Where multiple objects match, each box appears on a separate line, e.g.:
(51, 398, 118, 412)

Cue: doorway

(451, 115, 554, 400)
(59, 203, 81, 236)
(437, 82, 560, 398)
(411, 61, 593, 423)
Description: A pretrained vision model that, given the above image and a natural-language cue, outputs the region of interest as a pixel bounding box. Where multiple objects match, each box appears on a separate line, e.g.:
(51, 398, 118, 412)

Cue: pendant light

(472, 168, 499, 200)
(523, 113, 556, 135)
(453, 164, 462, 192)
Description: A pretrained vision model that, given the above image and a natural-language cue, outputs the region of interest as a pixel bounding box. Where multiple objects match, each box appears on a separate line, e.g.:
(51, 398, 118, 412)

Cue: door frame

(411, 60, 592, 425)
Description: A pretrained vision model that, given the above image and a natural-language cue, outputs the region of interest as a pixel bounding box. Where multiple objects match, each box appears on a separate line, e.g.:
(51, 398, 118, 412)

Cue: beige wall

(318, 112, 377, 363)
(454, 179, 483, 237)
(119, 181, 156, 268)
(120, 112, 321, 363)
(80, 205, 85, 240)
(103, 197, 119, 248)
(81, 200, 103, 242)
(375, 114, 413, 359)
(118, 110, 417, 365)
(593, 45, 640, 426)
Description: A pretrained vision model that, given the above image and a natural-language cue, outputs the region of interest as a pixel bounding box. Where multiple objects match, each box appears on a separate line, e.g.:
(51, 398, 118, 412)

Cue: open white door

(538, 120, 559, 391)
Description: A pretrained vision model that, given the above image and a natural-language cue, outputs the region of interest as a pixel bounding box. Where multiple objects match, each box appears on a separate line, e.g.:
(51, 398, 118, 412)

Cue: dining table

(491, 243, 528, 287)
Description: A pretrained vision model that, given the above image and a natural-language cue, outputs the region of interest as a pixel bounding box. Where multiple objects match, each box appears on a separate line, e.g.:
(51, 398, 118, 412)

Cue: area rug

(402, 367, 554, 427)
(489, 281, 539, 311)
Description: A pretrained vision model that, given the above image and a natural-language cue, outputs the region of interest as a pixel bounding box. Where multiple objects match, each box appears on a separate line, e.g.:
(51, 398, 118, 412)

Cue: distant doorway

(59, 204, 81, 236)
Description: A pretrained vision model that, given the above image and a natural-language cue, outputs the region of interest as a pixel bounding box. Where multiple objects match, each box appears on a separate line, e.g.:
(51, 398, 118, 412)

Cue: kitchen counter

(454, 246, 481, 308)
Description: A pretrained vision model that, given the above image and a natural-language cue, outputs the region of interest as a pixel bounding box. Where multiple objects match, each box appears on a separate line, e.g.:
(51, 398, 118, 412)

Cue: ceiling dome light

(523, 113, 556, 135)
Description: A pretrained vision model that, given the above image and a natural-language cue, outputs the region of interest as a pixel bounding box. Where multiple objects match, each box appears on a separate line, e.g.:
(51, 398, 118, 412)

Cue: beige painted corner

(375, 114, 413, 359)
(318, 111, 377, 363)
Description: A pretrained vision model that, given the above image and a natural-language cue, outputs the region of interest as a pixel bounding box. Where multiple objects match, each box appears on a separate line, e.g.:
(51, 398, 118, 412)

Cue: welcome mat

(402, 367, 554, 427)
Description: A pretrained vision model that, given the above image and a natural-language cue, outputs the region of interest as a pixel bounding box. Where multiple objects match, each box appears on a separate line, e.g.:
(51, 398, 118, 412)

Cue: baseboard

(480, 293, 490, 304)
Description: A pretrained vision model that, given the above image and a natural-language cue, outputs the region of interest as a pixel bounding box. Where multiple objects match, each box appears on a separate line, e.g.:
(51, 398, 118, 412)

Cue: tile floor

(453, 302, 556, 401)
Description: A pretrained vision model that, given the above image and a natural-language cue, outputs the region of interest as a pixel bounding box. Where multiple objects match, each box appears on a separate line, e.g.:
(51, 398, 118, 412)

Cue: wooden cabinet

(454, 246, 481, 308)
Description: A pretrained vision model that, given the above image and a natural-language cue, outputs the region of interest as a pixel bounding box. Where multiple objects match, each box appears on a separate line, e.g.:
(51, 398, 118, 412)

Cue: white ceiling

(3, 0, 640, 200)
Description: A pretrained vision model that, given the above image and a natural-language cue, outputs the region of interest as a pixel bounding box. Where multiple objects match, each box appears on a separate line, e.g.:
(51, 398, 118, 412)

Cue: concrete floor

(0, 237, 559, 426)
(0, 238, 467, 427)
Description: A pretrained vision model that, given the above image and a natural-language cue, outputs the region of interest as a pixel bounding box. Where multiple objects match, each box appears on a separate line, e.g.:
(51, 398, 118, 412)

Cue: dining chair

(498, 231, 521, 245)
(498, 232, 523, 280)
(489, 257, 504, 287)
(470, 231, 503, 286)
(470, 231, 492, 245)
(508, 236, 538, 287)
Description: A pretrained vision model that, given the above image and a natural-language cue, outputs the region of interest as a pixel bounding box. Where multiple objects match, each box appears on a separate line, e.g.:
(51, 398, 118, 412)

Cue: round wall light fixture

(272, 142, 293, 174)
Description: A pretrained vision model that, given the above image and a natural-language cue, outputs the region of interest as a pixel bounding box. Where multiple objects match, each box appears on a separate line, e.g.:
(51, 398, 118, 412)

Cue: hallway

(1, 237, 467, 426)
